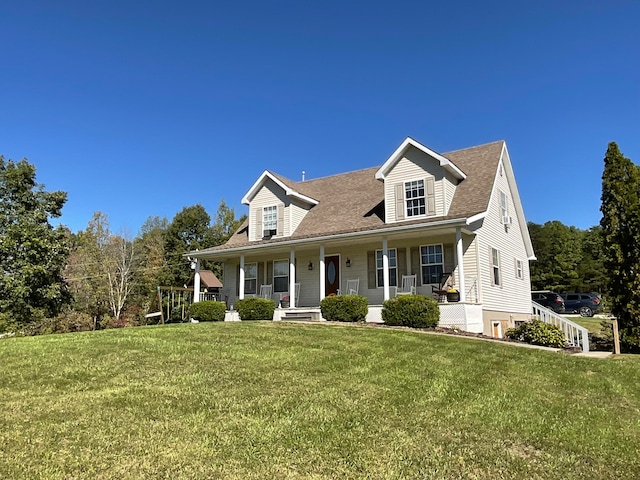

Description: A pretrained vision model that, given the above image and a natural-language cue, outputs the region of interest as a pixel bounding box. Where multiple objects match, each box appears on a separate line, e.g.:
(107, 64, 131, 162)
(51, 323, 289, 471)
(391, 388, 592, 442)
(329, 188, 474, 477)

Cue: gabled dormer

(241, 171, 318, 241)
(375, 138, 466, 224)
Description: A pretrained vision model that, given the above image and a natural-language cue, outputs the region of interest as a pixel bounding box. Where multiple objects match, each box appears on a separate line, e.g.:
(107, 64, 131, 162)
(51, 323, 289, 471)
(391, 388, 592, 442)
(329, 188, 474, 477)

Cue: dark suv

(531, 291, 565, 313)
(560, 293, 602, 317)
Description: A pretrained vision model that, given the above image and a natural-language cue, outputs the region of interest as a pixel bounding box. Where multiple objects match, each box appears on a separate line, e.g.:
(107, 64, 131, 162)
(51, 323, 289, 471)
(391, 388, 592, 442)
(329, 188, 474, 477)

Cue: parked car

(531, 291, 565, 313)
(560, 293, 602, 317)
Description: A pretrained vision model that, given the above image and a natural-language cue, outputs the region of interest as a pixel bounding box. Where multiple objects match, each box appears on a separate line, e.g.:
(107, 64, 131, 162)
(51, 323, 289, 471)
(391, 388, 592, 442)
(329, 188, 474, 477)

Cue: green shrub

(235, 298, 276, 321)
(188, 301, 226, 322)
(382, 295, 439, 328)
(320, 295, 368, 322)
(505, 319, 566, 348)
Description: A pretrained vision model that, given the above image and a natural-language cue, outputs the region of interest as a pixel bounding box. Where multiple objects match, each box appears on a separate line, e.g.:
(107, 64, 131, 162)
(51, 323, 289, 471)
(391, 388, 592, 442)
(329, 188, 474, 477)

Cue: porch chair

(431, 272, 453, 301)
(338, 278, 359, 295)
(396, 275, 417, 296)
(259, 284, 273, 300)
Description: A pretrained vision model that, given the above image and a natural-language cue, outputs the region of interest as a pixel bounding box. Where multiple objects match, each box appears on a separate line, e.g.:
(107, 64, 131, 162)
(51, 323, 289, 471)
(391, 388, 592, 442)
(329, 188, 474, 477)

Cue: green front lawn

(1, 322, 639, 479)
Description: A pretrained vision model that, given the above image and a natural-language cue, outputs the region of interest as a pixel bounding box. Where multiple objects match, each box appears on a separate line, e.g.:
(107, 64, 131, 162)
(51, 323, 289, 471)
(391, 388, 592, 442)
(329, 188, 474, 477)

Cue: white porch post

(382, 237, 390, 301)
(319, 245, 326, 302)
(456, 227, 466, 302)
(239, 255, 245, 300)
(289, 248, 296, 308)
(193, 259, 201, 303)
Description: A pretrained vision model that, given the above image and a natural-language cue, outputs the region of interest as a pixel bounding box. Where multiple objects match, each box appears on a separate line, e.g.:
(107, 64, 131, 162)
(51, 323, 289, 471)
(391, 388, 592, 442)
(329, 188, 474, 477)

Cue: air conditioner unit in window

(263, 229, 272, 239)
(502, 215, 513, 226)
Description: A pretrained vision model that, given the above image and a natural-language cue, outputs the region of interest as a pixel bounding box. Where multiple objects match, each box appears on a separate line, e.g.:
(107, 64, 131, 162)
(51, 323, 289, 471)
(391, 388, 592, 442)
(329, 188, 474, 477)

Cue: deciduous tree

(0, 157, 71, 331)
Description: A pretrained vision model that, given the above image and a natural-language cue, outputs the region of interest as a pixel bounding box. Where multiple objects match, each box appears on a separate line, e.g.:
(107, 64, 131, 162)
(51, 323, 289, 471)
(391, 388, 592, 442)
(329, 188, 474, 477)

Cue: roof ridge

(287, 165, 380, 185)
(444, 140, 505, 155)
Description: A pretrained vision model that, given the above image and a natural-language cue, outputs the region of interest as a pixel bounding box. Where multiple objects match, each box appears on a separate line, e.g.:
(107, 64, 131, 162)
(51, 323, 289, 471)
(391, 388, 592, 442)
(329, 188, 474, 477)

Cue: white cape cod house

(188, 137, 536, 337)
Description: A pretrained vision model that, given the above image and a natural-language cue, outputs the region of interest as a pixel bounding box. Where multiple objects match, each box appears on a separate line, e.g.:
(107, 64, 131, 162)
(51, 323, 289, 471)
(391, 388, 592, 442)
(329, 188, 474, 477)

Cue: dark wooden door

(325, 255, 340, 296)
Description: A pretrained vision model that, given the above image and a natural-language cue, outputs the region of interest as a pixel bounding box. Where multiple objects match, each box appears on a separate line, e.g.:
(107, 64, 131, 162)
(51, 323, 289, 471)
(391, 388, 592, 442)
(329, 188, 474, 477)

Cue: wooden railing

(532, 302, 590, 352)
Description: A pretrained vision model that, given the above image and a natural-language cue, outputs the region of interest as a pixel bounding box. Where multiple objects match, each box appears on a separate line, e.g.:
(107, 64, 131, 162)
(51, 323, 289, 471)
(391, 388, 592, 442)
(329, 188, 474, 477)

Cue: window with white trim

(405, 180, 425, 217)
(515, 259, 523, 280)
(499, 191, 508, 220)
(376, 249, 397, 287)
(263, 205, 277, 237)
(244, 263, 257, 295)
(491, 248, 501, 286)
(420, 244, 444, 285)
(273, 260, 289, 293)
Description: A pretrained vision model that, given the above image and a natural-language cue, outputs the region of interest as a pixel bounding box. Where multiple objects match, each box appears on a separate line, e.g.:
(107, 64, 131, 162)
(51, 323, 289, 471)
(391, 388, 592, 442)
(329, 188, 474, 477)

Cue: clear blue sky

(2, 0, 638, 234)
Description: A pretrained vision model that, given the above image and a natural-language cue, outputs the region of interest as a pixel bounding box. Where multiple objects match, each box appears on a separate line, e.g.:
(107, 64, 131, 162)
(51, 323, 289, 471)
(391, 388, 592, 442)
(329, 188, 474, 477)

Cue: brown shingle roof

(205, 140, 504, 252)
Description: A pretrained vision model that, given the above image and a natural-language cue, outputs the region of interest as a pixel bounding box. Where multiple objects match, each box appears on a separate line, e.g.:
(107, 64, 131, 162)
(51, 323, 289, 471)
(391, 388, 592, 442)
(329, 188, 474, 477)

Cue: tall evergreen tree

(0, 157, 71, 331)
(600, 142, 640, 351)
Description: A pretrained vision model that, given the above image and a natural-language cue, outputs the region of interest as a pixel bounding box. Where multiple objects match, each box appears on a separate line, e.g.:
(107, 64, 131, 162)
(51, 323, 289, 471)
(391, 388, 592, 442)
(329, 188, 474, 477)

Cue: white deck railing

(532, 302, 590, 352)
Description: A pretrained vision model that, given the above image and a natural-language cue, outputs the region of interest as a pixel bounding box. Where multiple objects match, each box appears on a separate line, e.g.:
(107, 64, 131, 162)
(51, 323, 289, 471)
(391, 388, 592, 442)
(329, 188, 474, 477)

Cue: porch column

(193, 259, 201, 303)
(382, 237, 390, 301)
(319, 245, 326, 302)
(456, 227, 466, 302)
(290, 248, 296, 308)
(239, 255, 245, 300)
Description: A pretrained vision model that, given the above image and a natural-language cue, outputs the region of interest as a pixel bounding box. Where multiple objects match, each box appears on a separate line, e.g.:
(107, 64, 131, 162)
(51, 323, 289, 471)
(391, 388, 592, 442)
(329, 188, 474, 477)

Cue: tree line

(0, 156, 245, 333)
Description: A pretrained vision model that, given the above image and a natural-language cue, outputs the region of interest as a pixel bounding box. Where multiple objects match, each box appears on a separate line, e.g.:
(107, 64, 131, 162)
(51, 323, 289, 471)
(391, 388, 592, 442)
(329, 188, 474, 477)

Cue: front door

(325, 255, 340, 296)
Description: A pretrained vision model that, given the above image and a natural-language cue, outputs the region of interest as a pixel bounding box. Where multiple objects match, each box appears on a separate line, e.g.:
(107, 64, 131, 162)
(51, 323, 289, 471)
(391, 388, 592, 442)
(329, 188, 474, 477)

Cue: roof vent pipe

(302, 171, 305, 182)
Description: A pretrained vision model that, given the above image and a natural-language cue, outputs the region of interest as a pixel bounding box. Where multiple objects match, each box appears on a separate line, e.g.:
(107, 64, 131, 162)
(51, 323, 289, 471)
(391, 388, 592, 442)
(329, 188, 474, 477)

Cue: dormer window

(405, 180, 426, 217)
(263, 206, 277, 238)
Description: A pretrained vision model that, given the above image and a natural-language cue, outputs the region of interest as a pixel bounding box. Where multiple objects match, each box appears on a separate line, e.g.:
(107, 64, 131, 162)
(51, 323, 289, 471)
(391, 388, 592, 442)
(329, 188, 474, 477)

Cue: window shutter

(426, 177, 436, 216)
(498, 250, 502, 288)
(277, 203, 284, 236)
(236, 264, 240, 296)
(257, 262, 264, 290)
(395, 183, 405, 221)
(267, 261, 273, 286)
(397, 248, 407, 278)
(367, 251, 376, 289)
(255, 208, 262, 240)
(411, 247, 421, 284)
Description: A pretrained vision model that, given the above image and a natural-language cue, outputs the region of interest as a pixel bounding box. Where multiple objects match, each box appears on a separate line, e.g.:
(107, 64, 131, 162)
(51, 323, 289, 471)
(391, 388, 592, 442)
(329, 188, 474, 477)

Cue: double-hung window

(515, 259, 523, 280)
(491, 248, 501, 286)
(244, 263, 257, 295)
(273, 260, 289, 293)
(420, 244, 443, 285)
(263, 206, 277, 237)
(405, 180, 425, 217)
(376, 249, 397, 287)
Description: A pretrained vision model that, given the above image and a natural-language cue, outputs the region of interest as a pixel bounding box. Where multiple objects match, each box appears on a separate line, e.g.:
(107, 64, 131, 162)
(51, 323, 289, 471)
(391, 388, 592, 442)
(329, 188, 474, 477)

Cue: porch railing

(465, 276, 478, 303)
(532, 302, 590, 352)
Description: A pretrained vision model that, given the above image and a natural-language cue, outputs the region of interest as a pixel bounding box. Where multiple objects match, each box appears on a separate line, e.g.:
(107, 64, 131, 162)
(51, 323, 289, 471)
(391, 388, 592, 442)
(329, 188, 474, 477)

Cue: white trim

(403, 177, 427, 219)
(466, 212, 487, 225)
(241, 170, 319, 206)
(375, 137, 466, 181)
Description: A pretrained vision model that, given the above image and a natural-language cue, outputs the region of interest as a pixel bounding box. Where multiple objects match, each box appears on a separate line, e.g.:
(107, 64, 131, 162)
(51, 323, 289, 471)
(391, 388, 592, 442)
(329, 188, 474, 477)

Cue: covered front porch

(191, 222, 485, 333)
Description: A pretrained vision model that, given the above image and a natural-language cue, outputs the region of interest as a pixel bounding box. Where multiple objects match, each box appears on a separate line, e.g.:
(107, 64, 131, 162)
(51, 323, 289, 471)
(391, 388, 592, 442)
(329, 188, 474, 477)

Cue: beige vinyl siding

(475, 158, 531, 314)
(384, 147, 446, 223)
(289, 199, 309, 235)
(462, 235, 481, 303)
(443, 171, 458, 215)
(249, 178, 289, 240)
